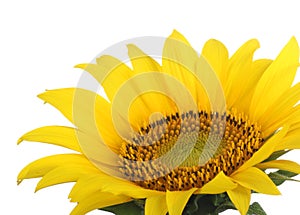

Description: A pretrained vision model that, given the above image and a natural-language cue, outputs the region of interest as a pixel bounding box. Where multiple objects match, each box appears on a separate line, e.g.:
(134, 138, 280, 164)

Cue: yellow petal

(18, 126, 82, 152)
(17, 154, 92, 184)
(69, 173, 163, 201)
(70, 192, 131, 215)
(75, 55, 133, 101)
(256, 160, 300, 174)
(166, 188, 197, 215)
(112, 71, 197, 137)
(259, 83, 300, 126)
(234, 59, 272, 114)
(263, 106, 300, 137)
(35, 164, 99, 192)
(275, 134, 300, 151)
(128, 92, 177, 131)
(236, 125, 288, 172)
(38, 88, 122, 151)
(145, 195, 168, 215)
(194, 57, 224, 112)
(250, 37, 299, 122)
(231, 167, 280, 195)
(162, 30, 201, 108)
(127, 44, 161, 72)
(196, 171, 237, 194)
(225, 39, 260, 108)
(287, 121, 300, 135)
(201, 39, 229, 88)
(227, 185, 251, 215)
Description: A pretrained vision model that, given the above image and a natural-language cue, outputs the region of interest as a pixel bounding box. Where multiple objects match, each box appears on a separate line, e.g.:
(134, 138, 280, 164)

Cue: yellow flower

(18, 30, 300, 215)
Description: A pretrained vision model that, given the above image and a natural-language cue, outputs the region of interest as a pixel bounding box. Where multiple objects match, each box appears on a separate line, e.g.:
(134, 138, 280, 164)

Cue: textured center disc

(119, 110, 264, 191)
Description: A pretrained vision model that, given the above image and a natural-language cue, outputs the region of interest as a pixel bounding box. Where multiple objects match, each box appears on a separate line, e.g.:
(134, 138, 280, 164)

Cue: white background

(1, 0, 300, 214)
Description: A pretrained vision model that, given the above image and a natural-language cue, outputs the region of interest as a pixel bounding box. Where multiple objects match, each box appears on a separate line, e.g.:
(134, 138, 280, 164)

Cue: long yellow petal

(263, 106, 300, 137)
(145, 195, 168, 215)
(225, 39, 260, 108)
(231, 167, 280, 195)
(75, 55, 133, 101)
(126, 44, 179, 129)
(69, 173, 163, 201)
(287, 121, 300, 136)
(196, 171, 237, 194)
(236, 125, 288, 173)
(70, 192, 131, 215)
(17, 154, 92, 184)
(234, 59, 272, 114)
(227, 185, 251, 215)
(201, 39, 229, 89)
(275, 134, 300, 151)
(166, 188, 197, 215)
(162, 30, 201, 108)
(35, 165, 99, 191)
(18, 126, 82, 152)
(256, 160, 300, 174)
(194, 57, 224, 112)
(38, 88, 123, 150)
(250, 37, 299, 122)
(127, 44, 161, 73)
(256, 83, 300, 135)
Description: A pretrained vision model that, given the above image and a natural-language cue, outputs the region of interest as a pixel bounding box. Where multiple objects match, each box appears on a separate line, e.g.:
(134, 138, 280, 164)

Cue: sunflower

(18, 30, 300, 215)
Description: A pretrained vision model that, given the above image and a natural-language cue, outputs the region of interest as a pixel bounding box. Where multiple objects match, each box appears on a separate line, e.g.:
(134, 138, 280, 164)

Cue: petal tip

(17, 137, 23, 144)
(74, 63, 88, 69)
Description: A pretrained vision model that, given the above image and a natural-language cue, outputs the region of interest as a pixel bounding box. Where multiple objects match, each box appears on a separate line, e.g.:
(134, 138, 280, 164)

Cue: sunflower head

(18, 30, 300, 215)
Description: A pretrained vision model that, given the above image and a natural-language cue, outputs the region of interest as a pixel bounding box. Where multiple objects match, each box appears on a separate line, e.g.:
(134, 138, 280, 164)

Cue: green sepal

(268, 170, 299, 186)
(247, 202, 267, 215)
(99, 194, 270, 215)
(263, 150, 290, 162)
(183, 193, 235, 215)
(100, 200, 144, 215)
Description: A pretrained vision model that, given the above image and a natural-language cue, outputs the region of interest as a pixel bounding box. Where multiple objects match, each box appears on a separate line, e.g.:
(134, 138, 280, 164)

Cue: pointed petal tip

(74, 64, 88, 69)
(126, 43, 142, 55)
(17, 137, 23, 144)
(168, 29, 187, 42)
(290, 36, 299, 46)
(17, 179, 22, 185)
(126, 43, 135, 49)
(171, 29, 179, 34)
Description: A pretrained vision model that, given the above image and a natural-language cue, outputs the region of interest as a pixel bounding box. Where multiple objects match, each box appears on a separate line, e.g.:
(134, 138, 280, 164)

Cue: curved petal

(260, 82, 300, 123)
(196, 171, 237, 194)
(162, 30, 203, 109)
(145, 195, 168, 215)
(166, 188, 197, 215)
(250, 37, 299, 122)
(38, 88, 123, 151)
(227, 185, 251, 215)
(75, 55, 133, 101)
(225, 39, 260, 108)
(201, 39, 229, 89)
(17, 154, 92, 184)
(231, 167, 280, 195)
(127, 44, 161, 73)
(236, 125, 288, 173)
(275, 134, 300, 151)
(128, 91, 178, 130)
(69, 173, 163, 201)
(70, 192, 131, 215)
(18, 126, 82, 152)
(35, 164, 99, 191)
(256, 160, 300, 174)
(263, 106, 300, 137)
(234, 59, 272, 114)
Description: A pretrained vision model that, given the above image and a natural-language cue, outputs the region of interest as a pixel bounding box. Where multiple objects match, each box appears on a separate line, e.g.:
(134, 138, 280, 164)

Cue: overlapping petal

(18, 31, 300, 215)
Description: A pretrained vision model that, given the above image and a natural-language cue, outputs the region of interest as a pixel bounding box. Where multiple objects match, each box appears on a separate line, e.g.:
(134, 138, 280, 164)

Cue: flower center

(119, 110, 264, 191)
